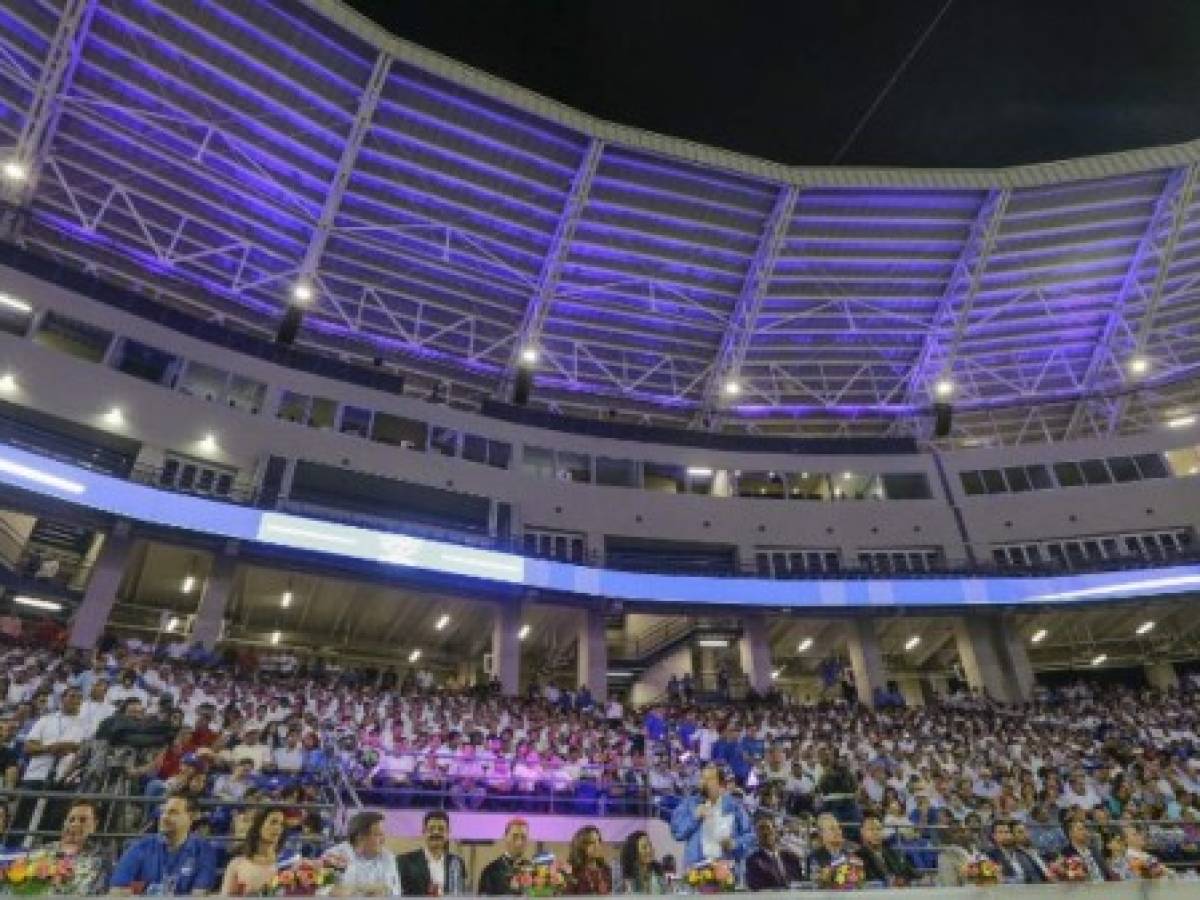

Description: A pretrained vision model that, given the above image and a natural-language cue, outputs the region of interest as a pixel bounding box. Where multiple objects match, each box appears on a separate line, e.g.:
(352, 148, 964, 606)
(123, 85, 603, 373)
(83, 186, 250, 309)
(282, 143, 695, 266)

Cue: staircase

(607, 616, 743, 695)
(20, 519, 95, 586)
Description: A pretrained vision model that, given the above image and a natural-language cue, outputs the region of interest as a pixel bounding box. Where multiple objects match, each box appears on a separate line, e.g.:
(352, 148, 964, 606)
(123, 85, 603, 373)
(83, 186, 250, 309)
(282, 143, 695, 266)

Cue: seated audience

(619, 830, 665, 894)
(478, 818, 531, 896)
(566, 825, 612, 895)
(326, 810, 402, 897)
(746, 815, 804, 890)
(858, 814, 915, 886)
(110, 794, 217, 895)
(220, 806, 286, 896)
(397, 810, 467, 895)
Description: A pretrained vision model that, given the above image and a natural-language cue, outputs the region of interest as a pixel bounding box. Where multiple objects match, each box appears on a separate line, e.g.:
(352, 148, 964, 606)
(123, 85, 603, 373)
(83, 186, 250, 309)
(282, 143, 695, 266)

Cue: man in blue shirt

(110, 794, 217, 895)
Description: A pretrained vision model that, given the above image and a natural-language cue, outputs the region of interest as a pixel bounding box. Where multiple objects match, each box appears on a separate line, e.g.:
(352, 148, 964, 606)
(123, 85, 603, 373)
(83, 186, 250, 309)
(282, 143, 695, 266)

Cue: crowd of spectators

(0, 636, 1198, 891)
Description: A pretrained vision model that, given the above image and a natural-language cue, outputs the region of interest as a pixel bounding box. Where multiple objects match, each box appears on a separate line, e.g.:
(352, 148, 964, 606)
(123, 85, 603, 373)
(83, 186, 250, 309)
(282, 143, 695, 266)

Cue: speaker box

(275, 306, 303, 347)
(933, 402, 953, 438)
(513, 368, 533, 406)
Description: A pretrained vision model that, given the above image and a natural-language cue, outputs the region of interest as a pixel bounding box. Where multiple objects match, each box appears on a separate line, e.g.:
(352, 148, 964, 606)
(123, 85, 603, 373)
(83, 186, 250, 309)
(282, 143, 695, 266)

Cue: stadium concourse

(0, 634, 1193, 893)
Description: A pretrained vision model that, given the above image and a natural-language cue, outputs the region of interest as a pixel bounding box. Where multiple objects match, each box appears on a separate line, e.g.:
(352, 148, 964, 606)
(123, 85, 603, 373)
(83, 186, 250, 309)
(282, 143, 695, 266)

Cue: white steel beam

(902, 188, 1010, 408)
(502, 137, 604, 385)
(298, 51, 392, 289)
(1, 0, 95, 214)
(1063, 165, 1194, 439)
(695, 183, 799, 423)
(1106, 162, 1200, 434)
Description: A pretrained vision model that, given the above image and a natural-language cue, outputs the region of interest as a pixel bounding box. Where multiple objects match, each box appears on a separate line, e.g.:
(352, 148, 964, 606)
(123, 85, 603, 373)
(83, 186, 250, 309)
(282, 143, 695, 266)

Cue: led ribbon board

(0, 444, 1198, 608)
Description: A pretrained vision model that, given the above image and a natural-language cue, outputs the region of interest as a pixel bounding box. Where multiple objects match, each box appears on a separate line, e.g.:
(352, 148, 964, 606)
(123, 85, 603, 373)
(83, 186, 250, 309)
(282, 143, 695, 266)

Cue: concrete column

(996, 617, 1036, 703)
(954, 614, 1017, 703)
(897, 675, 925, 707)
(191, 542, 238, 650)
(846, 618, 887, 706)
(1146, 661, 1179, 692)
(68, 524, 133, 649)
(577, 606, 607, 701)
(739, 614, 773, 695)
(0, 510, 36, 571)
(491, 599, 522, 696)
(457, 659, 477, 689)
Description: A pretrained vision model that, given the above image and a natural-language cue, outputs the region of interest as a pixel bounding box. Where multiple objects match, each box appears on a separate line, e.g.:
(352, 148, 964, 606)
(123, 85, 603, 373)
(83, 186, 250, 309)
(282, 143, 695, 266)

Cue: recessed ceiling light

(904, 635, 921, 651)
(408, 649, 422, 662)
(13, 596, 60, 611)
(435, 614, 450, 631)
(698, 638, 729, 648)
(933, 378, 954, 398)
(165, 616, 179, 633)
(518, 624, 530, 641)
(280, 590, 293, 609)
(1031, 628, 1048, 644)
(687, 467, 713, 477)
(271, 630, 281, 645)
(771, 669, 781, 680)
(1136, 620, 1156, 636)
(198, 433, 217, 453)
(723, 379, 740, 396)
(0, 373, 16, 393)
(1128, 356, 1149, 376)
(292, 283, 314, 303)
(797, 637, 813, 652)
(2, 160, 26, 181)
(1091, 653, 1107, 667)
(520, 347, 538, 365)
(102, 407, 124, 426)
(1167, 415, 1196, 429)
(181, 575, 196, 594)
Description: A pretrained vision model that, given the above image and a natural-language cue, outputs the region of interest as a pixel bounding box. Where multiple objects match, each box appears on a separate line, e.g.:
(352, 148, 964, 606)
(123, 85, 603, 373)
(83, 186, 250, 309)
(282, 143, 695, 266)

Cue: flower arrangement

(0, 851, 77, 895)
(268, 856, 345, 896)
(510, 857, 571, 897)
(814, 855, 864, 891)
(684, 860, 736, 894)
(960, 856, 1002, 886)
(1128, 856, 1169, 880)
(1048, 856, 1089, 883)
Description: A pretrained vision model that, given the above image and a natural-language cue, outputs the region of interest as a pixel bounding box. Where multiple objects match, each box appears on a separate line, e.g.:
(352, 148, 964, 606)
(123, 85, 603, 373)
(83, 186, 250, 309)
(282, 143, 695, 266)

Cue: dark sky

(345, 0, 1200, 168)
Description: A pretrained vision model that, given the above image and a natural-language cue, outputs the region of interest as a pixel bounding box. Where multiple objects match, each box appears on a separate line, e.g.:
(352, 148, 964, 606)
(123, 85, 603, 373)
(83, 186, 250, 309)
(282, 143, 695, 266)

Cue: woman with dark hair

(619, 830, 664, 894)
(566, 825, 612, 895)
(220, 806, 286, 896)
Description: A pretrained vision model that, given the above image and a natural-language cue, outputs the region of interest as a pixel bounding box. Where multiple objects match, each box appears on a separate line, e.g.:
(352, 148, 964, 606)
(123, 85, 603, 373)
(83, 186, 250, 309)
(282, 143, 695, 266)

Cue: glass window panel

(556, 451, 591, 483)
(981, 469, 1006, 493)
(755, 553, 770, 576)
(178, 361, 229, 402)
(596, 457, 638, 488)
(1026, 465, 1053, 490)
(687, 469, 714, 495)
(228, 376, 266, 414)
(115, 339, 176, 385)
(644, 462, 685, 493)
(1106, 456, 1140, 483)
(463, 434, 488, 464)
(340, 406, 372, 438)
(834, 472, 872, 500)
(881, 473, 932, 499)
(487, 440, 512, 469)
(522, 446, 556, 479)
(737, 471, 785, 499)
(1079, 459, 1112, 485)
(1003, 466, 1031, 492)
(430, 427, 459, 458)
(1133, 453, 1169, 479)
(33, 311, 112, 362)
(824, 553, 840, 572)
(993, 548, 1007, 566)
(371, 413, 427, 450)
(276, 391, 309, 423)
(307, 397, 337, 430)
(788, 472, 831, 500)
(960, 471, 985, 496)
(1053, 462, 1084, 487)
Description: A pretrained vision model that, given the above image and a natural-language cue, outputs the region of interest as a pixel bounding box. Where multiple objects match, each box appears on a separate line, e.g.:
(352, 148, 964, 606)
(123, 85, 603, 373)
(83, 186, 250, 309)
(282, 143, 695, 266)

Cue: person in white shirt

(78, 678, 115, 738)
(107, 670, 149, 708)
(15, 685, 86, 835)
(327, 811, 402, 896)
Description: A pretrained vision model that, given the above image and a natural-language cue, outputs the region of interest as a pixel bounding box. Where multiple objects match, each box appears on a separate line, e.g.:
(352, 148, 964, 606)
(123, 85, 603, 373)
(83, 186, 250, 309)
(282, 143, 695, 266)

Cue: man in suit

(477, 817, 530, 895)
(807, 813, 859, 874)
(987, 819, 1046, 884)
(858, 815, 916, 886)
(397, 810, 467, 896)
(746, 815, 804, 890)
(1057, 819, 1112, 883)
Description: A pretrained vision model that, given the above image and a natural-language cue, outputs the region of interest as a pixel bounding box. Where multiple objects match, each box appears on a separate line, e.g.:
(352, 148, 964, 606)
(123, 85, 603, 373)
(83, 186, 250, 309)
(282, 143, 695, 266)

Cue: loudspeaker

(513, 369, 533, 406)
(275, 306, 303, 346)
(933, 402, 953, 438)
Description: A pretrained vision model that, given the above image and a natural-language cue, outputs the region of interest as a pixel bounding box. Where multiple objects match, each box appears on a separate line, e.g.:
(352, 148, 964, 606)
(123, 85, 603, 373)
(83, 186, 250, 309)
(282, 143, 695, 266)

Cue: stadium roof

(2, 0, 1200, 445)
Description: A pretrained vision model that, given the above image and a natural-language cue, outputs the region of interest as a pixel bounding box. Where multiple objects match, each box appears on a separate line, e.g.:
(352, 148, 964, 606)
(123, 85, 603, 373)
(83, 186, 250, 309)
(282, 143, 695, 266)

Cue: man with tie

(858, 815, 916, 886)
(746, 816, 804, 890)
(478, 818, 531, 895)
(1057, 819, 1112, 883)
(987, 819, 1046, 884)
(398, 811, 467, 896)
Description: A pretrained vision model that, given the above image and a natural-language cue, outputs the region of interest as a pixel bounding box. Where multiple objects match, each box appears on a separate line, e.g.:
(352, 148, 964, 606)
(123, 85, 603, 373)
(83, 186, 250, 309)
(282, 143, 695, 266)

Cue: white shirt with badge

(24, 712, 87, 782)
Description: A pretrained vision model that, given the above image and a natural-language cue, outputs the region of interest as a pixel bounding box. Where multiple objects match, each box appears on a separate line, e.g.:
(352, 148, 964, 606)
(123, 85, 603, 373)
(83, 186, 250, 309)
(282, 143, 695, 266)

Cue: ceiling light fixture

(271, 630, 281, 645)
(1167, 415, 1196, 429)
(771, 669, 781, 680)
(1091, 653, 1107, 667)
(933, 378, 954, 398)
(13, 596, 61, 611)
(102, 407, 124, 426)
(1136, 620, 1156, 636)
(1031, 628, 1048, 644)
(435, 614, 450, 631)
(518, 624, 530, 641)
(408, 649, 422, 662)
(904, 635, 921, 651)
(181, 575, 196, 594)
(281, 590, 293, 609)
(0, 373, 14, 393)
(165, 616, 180, 633)
(0, 294, 31, 313)
(723, 379, 740, 396)
(520, 347, 538, 365)
(198, 433, 217, 453)
(1128, 356, 1149, 376)
(798, 637, 813, 652)
(292, 283, 314, 303)
(698, 638, 730, 648)
(2, 160, 26, 182)
(686, 467, 713, 477)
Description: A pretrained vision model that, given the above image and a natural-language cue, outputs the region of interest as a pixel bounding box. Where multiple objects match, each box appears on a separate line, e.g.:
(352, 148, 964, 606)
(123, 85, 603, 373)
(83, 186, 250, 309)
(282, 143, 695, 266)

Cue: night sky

(344, 0, 1200, 168)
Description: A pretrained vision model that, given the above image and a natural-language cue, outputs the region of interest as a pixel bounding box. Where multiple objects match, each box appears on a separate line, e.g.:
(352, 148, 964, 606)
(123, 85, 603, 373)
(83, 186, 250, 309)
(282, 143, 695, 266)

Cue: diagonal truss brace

(1063, 164, 1195, 438)
(299, 51, 392, 289)
(501, 137, 604, 387)
(902, 188, 1010, 408)
(1105, 161, 1200, 434)
(694, 183, 799, 423)
(1, 0, 96, 215)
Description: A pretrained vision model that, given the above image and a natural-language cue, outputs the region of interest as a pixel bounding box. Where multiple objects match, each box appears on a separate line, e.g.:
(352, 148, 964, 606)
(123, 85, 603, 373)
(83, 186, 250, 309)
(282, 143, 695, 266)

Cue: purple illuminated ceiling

(2, 0, 1200, 444)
